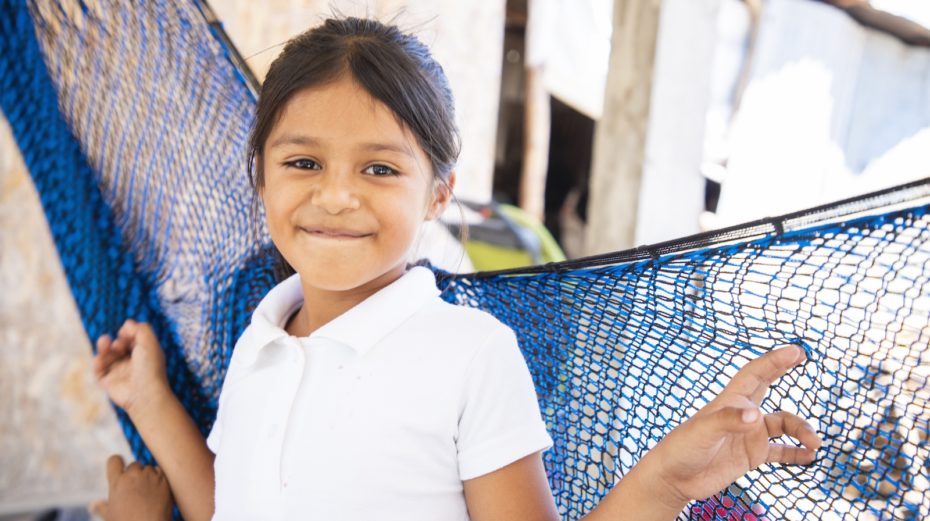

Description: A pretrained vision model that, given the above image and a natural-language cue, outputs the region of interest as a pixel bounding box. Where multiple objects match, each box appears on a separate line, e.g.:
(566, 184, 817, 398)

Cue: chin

(298, 270, 367, 291)
(292, 263, 402, 293)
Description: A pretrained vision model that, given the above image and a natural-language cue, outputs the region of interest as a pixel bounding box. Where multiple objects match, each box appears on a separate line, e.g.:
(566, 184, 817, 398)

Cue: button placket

(274, 341, 306, 492)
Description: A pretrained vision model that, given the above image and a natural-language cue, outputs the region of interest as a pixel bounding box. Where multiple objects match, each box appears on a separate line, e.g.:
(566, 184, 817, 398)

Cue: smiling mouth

(299, 227, 373, 240)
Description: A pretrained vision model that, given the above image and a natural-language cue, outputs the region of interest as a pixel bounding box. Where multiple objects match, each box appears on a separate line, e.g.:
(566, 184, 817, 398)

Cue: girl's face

(260, 74, 452, 292)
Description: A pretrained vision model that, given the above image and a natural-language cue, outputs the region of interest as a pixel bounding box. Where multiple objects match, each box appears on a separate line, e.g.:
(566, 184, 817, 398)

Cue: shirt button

(282, 480, 288, 488)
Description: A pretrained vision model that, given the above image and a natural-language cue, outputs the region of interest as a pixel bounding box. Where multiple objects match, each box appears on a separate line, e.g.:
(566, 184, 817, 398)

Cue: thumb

(106, 454, 126, 489)
(88, 499, 108, 519)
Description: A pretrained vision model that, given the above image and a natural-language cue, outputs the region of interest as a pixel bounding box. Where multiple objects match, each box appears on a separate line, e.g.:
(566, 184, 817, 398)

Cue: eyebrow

(360, 141, 414, 157)
(268, 134, 414, 157)
(268, 134, 321, 149)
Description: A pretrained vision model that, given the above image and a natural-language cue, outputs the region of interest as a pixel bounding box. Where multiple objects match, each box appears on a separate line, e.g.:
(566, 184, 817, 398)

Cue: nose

(310, 168, 360, 215)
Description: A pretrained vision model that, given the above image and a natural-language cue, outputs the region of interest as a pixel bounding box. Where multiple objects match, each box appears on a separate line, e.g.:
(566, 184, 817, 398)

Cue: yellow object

(463, 204, 566, 271)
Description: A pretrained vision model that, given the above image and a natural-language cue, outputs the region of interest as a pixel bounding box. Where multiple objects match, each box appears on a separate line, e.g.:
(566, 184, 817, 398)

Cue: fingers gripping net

(2, 1, 929, 519)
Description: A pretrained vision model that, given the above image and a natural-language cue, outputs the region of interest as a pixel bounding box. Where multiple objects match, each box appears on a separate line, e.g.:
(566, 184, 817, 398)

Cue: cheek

(261, 189, 297, 237)
(380, 192, 430, 238)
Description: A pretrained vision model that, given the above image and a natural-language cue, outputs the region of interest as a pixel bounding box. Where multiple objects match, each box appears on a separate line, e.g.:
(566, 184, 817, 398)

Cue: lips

(298, 226, 373, 240)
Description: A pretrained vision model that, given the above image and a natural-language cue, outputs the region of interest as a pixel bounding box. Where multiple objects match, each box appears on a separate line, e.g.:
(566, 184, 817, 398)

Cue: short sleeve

(456, 325, 553, 480)
(206, 378, 228, 454)
(206, 403, 223, 454)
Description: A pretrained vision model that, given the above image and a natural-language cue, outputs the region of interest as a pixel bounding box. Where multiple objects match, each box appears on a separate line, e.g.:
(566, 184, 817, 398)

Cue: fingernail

(742, 408, 759, 423)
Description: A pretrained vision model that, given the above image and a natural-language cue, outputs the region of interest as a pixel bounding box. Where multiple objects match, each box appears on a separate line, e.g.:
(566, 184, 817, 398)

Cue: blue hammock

(2, 2, 929, 519)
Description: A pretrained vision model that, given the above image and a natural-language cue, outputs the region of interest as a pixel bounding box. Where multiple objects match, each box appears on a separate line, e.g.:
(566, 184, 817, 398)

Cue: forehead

(271, 75, 415, 150)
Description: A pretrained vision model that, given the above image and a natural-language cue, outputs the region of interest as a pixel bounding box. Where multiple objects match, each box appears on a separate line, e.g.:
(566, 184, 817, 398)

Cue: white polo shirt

(207, 266, 553, 521)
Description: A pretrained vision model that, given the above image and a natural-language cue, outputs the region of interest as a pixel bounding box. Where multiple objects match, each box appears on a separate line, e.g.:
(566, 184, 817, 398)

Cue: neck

(287, 264, 408, 337)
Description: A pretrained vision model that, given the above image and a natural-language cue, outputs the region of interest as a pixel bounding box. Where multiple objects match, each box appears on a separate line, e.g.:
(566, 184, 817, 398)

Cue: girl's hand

(89, 455, 173, 521)
(92, 319, 170, 419)
(642, 345, 822, 509)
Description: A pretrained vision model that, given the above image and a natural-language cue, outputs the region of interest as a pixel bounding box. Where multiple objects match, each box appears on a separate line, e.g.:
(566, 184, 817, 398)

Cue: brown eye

(287, 159, 321, 170)
(364, 164, 398, 177)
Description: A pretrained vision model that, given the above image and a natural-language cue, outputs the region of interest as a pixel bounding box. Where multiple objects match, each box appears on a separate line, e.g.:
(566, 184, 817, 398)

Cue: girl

(91, 17, 821, 521)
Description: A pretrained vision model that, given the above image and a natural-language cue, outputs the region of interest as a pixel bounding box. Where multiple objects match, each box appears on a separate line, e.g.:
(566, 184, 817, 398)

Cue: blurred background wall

(0, 115, 130, 517)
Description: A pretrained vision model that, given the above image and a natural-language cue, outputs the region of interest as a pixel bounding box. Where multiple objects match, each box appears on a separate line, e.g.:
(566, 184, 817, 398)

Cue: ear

(426, 172, 456, 221)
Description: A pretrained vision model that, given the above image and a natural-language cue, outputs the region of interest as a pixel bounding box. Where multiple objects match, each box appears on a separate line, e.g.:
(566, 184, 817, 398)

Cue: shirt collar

(237, 266, 440, 367)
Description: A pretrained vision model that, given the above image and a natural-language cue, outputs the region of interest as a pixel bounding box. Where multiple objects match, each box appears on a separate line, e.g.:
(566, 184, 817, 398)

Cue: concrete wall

(585, 0, 720, 254)
(716, 0, 930, 225)
(0, 115, 130, 514)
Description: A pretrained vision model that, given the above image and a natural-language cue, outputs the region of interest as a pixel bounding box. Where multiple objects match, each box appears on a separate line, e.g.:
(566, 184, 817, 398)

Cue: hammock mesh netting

(2, 1, 929, 519)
